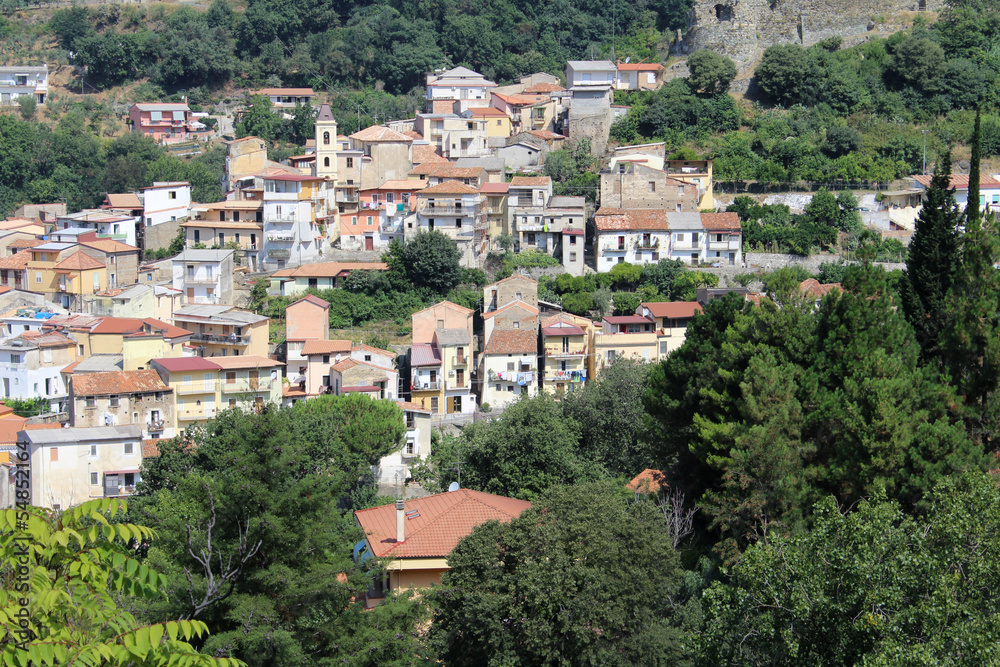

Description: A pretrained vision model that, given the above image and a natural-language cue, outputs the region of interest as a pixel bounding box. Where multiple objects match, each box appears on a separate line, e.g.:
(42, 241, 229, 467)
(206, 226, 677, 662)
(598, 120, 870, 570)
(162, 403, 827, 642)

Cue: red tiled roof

(80, 239, 139, 254)
(142, 439, 161, 458)
(700, 212, 742, 231)
(90, 318, 144, 335)
(105, 193, 143, 209)
(301, 339, 352, 356)
(353, 343, 396, 358)
(412, 144, 449, 165)
(527, 130, 564, 140)
(410, 164, 485, 178)
(140, 318, 193, 340)
(617, 63, 665, 71)
(800, 279, 842, 299)
(420, 180, 480, 195)
(410, 343, 442, 367)
(23, 422, 63, 430)
(251, 87, 314, 96)
(523, 82, 565, 93)
(479, 183, 510, 194)
(16, 331, 75, 348)
(483, 328, 537, 356)
(642, 302, 702, 319)
(7, 239, 42, 250)
(483, 300, 539, 319)
(595, 208, 669, 231)
(290, 294, 330, 309)
(0, 250, 32, 270)
(396, 400, 431, 414)
(603, 315, 653, 325)
(54, 251, 105, 271)
(350, 125, 413, 143)
(71, 370, 169, 396)
(626, 469, 667, 493)
(356, 489, 531, 558)
(278, 262, 387, 278)
(510, 176, 552, 187)
(153, 357, 222, 372)
(913, 174, 1000, 189)
(341, 385, 381, 393)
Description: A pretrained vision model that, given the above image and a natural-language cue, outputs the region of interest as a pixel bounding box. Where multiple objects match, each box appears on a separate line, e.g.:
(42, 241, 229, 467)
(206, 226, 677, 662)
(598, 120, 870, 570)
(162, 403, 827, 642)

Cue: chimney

(396, 499, 406, 543)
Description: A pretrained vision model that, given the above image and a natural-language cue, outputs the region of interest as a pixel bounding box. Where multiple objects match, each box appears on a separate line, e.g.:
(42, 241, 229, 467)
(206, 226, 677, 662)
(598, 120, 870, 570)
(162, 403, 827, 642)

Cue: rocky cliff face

(680, 0, 944, 68)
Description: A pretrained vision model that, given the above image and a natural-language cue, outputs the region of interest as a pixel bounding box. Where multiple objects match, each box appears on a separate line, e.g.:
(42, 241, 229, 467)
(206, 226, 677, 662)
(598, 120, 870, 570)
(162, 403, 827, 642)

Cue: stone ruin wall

(681, 0, 947, 71)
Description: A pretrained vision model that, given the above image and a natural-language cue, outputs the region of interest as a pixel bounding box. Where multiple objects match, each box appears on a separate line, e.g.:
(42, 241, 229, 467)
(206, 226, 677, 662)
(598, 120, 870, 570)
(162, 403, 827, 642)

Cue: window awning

(103, 469, 140, 476)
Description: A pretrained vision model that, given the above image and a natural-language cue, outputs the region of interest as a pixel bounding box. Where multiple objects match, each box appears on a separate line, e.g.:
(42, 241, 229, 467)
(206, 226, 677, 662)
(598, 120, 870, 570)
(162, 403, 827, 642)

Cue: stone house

(67, 369, 175, 440)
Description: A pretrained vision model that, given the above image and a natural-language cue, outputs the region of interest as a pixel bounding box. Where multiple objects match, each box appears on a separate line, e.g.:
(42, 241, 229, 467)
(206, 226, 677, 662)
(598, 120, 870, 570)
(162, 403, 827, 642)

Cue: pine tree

(901, 150, 961, 363)
(943, 108, 1000, 450)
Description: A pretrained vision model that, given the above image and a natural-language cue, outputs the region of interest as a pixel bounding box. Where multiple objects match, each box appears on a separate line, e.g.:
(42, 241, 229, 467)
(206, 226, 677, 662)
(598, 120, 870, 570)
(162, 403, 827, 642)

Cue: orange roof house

(354, 489, 531, 597)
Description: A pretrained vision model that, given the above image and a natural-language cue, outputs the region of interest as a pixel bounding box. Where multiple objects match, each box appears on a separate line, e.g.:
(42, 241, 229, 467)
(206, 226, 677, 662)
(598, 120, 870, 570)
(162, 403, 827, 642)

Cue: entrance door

(365, 236, 374, 251)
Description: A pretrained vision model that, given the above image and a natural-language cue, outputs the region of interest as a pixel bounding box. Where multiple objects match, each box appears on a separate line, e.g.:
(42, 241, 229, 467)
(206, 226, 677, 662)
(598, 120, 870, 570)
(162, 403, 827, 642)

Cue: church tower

(314, 103, 337, 180)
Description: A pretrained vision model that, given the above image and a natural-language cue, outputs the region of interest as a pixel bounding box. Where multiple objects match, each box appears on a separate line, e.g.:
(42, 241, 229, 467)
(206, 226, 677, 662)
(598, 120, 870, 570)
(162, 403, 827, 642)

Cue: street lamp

(923, 129, 929, 175)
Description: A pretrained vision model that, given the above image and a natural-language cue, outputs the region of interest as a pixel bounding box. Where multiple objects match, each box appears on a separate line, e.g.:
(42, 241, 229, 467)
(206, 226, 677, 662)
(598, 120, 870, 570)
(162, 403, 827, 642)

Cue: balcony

(268, 248, 291, 259)
(147, 419, 165, 432)
(446, 379, 467, 390)
(401, 445, 419, 458)
(178, 409, 216, 421)
(708, 240, 741, 251)
(451, 355, 468, 367)
(267, 231, 295, 242)
(221, 378, 273, 393)
(636, 239, 660, 250)
(190, 332, 250, 345)
(602, 244, 627, 252)
(673, 240, 699, 251)
(266, 215, 298, 224)
(545, 348, 586, 358)
(104, 485, 137, 497)
(175, 382, 217, 395)
(419, 203, 474, 215)
(337, 193, 359, 203)
(405, 417, 417, 429)
(412, 380, 441, 391)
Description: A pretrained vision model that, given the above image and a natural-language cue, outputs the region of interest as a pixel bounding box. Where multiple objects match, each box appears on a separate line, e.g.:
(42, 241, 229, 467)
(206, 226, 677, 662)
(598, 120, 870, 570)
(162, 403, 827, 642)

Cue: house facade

(540, 313, 594, 395)
(22, 425, 144, 510)
(412, 181, 487, 268)
(480, 328, 538, 411)
(0, 64, 48, 104)
(128, 103, 198, 144)
(67, 370, 175, 440)
(262, 173, 327, 270)
(170, 249, 235, 305)
(425, 66, 497, 113)
(0, 331, 76, 411)
(171, 304, 269, 359)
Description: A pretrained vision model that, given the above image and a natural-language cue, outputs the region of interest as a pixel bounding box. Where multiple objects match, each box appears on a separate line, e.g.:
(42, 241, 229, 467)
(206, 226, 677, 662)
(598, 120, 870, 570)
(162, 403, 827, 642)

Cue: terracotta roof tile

(641, 301, 702, 319)
(290, 294, 330, 309)
(139, 318, 193, 340)
(420, 180, 481, 195)
(105, 193, 143, 208)
(54, 251, 105, 271)
(913, 174, 1000, 189)
(410, 164, 485, 178)
(523, 82, 565, 93)
(210, 355, 283, 369)
(284, 262, 387, 278)
(510, 176, 552, 187)
(90, 318, 144, 335)
(594, 208, 669, 231)
(153, 357, 222, 372)
(800, 279, 842, 299)
(700, 212, 742, 231)
(349, 125, 413, 142)
(71, 370, 169, 396)
(80, 239, 140, 254)
(7, 239, 42, 250)
(0, 250, 32, 270)
(483, 328, 537, 356)
(301, 339, 352, 356)
(355, 489, 531, 558)
(412, 144, 450, 165)
(617, 63, 665, 71)
(142, 438, 161, 458)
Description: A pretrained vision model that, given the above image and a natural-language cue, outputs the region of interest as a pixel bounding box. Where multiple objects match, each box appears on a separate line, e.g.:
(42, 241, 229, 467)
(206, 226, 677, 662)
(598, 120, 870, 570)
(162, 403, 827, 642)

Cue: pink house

(128, 103, 203, 144)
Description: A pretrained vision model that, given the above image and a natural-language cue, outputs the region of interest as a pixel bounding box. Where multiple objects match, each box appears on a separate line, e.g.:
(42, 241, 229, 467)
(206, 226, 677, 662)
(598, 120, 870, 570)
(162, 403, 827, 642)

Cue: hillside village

(12, 9, 1000, 657)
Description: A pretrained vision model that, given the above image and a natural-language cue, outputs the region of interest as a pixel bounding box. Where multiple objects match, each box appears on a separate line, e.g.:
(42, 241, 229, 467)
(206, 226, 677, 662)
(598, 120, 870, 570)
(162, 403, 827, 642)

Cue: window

(367, 216, 373, 226)
(169, 191, 177, 200)
(346, 157, 354, 168)
(322, 354, 330, 364)
(678, 185, 685, 195)
(648, 181, 656, 193)
(507, 362, 515, 371)
(437, 319, 445, 329)
(618, 235, 625, 250)
(9, 354, 20, 364)
(496, 120, 502, 126)
(124, 442, 134, 455)
(229, 398, 237, 408)
(676, 203, 682, 212)
(50, 447, 57, 461)
(570, 252, 577, 262)
(514, 321, 520, 328)
(90, 445, 97, 456)
(109, 396, 119, 407)
(79, 345, 84, 355)
(692, 232, 699, 243)
(323, 131, 331, 145)
(324, 157, 330, 167)
(35, 272, 41, 283)
(226, 371, 236, 384)
(90, 472, 98, 485)
(562, 336, 569, 353)
(430, 396, 439, 412)
(352, 216, 358, 225)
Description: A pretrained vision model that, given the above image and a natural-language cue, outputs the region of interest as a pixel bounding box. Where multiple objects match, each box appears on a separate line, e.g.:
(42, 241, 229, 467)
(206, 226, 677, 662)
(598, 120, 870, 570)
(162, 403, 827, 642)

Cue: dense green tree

(562, 358, 655, 476)
(902, 150, 961, 362)
(458, 394, 602, 500)
(700, 472, 1000, 665)
(235, 95, 281, 142)
(430, 482, 699, 666)
(686, 49, 737, 95)
(133, 398, 419, 666)
(755, 44, 823, 106)
(403, 231, 461, 294)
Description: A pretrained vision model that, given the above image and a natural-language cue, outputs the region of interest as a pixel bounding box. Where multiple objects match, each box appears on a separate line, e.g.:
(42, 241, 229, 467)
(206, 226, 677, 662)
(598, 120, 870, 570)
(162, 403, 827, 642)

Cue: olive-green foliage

(431, 482, 699, 667)
(701, 472, 1000, 665)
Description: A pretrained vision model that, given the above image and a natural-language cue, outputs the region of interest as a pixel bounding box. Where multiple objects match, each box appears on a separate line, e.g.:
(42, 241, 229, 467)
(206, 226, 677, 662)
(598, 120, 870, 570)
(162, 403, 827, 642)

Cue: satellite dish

(448, 482, 460, 492)
(335, 353, 342, 362)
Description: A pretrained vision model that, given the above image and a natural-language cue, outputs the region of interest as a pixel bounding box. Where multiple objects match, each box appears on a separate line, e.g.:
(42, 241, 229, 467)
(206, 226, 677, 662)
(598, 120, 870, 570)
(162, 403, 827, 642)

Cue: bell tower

(315, 103, 337, 180)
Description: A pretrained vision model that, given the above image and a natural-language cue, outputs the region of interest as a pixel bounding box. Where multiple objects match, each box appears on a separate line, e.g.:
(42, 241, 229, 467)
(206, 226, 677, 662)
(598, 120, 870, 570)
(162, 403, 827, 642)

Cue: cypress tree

(901, 149, 961, 363)
(943, 108, 1000, 449)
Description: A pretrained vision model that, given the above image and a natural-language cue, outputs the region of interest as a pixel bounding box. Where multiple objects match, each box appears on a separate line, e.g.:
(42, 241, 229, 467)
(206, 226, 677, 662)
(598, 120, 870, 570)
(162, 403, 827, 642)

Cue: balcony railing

(446, 379, 467, 390)
(412, 380, 441, 391)
(221, 378, 273, 393)
(147, 419, 165, 432)
(267, 231, 296, 241)
(707, 240, 740, 250)
(176, 382, 217, 394)
(602, 244, 627, 252)
(190, 333, 250, 345)
(337, 193, 359, 203)
(420, 203, 474, 215)
(105, 485, 137, 497)
(178, 409, 216, 421)
(636, 239, 660, 250)
(451, 355, 468, 367)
